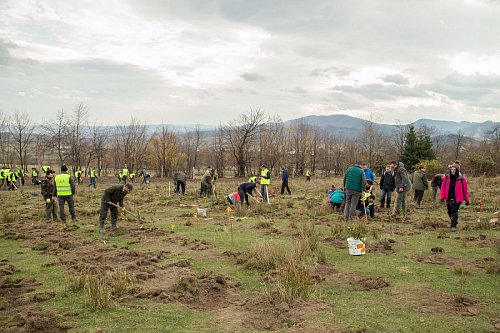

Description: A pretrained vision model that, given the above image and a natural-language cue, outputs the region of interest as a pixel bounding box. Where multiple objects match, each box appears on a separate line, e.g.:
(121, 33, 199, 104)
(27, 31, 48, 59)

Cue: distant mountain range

(283, 115, 498, 139)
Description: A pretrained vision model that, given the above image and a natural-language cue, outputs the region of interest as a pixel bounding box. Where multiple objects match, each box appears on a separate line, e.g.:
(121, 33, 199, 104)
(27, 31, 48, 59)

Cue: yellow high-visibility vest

(260, 168, 270, 185)
(122, 168, 129, 176)
(55, 174, 72, 196)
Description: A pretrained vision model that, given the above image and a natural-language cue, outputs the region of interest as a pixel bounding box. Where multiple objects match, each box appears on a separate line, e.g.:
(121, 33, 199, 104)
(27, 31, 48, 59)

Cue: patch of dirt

(431, 247, 444, 253)
(310, 264, 338, 283)
(367, 239, 396, 255)
(348, 276, 390, 290)
(417, 219, 449, 230)
(323, 237, 347, 249)
(389, 289, 481, 317)
(413, 254, 458, 266)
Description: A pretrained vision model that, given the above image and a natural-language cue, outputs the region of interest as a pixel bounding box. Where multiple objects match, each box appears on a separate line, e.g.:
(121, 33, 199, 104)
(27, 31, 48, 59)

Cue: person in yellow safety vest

(16, 168, 25, 186)
(129, 172, 136, 183)
(0, 167, 6, 188)
(357, 192, 375, 218)
(248, 176, 257, 183)
(88, 167, 97, 188)
(260, 164, 271, 203)
(121, 165, 129, 183)
(53, 165, 77, 228)
(1, 167, 11, 189)
(42, 166, 51, 174)
(31, 167, 40, 185)
(8, 169, 17, 190)
(305, 170, 311, 182)
(75, 169, 83, 185)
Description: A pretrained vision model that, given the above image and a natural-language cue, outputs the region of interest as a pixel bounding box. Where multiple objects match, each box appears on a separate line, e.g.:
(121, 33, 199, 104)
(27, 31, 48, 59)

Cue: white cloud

(446, 53, 500, 76)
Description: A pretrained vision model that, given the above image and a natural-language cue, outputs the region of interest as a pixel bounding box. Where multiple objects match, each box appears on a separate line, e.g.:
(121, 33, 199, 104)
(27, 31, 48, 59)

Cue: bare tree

(68, 103, 88, 171)
(41, 109, 68, 165)
(224, 108, 267, 177)
(150, 125, 178, 177)
(86, 123, 109, 175)
(183, 125, 203, 178)
(9, 111, 35, 172)
(449, 130, 465, 161)
(0, 110, 10, 165)
(116, 118, 148, 171)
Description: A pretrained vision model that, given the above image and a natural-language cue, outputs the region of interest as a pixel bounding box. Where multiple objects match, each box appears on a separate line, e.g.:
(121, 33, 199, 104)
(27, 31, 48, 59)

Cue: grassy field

(0, 175, 499, 332)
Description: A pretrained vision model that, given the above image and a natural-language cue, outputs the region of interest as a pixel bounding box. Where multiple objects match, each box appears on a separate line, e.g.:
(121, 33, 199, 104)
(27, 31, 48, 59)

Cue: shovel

(107, 202, 146, 227)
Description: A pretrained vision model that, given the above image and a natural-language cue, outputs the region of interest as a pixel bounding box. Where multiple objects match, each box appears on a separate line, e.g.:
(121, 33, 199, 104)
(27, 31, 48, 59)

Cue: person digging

(99, 183, 133, 234)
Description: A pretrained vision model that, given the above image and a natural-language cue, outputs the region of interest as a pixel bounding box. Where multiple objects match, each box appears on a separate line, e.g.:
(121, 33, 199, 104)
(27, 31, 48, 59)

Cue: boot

(387, 198, 391, 209)
(380, 197, 385, 208)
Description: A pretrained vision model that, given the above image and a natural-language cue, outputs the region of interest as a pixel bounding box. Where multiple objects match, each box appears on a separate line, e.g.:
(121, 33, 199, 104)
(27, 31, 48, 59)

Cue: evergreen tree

(401, 125, 419, 171)
(416, 134, 436, 160)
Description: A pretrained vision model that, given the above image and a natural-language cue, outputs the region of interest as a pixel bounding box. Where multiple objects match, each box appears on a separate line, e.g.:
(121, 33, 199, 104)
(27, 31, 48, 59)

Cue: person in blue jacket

(363, 164, 375, 182)
(329, 187, 345, 211)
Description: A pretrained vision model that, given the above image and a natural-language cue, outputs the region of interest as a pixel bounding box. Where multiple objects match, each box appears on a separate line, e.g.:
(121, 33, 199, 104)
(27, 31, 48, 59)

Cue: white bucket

(347, 237, 366, 256)
(196, 208, 207, 217)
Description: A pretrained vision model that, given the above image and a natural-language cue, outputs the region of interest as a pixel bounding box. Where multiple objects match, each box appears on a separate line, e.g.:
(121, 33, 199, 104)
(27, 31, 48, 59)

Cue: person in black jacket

(431, 173, 444, 202)
(280, 167, 291, 195)
(237, 181, 260, 206)
(379, 165, 395, 208)
(99, 183, 133, 233)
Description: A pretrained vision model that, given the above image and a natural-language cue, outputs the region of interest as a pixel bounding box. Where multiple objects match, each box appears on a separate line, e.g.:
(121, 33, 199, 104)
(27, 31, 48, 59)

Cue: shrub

(276, 257, 312, 304)
(348, 221, 368, 240)
(243, 241, 287, 271)
(298, 223, 321, 252)
(84, 274, 111, 311)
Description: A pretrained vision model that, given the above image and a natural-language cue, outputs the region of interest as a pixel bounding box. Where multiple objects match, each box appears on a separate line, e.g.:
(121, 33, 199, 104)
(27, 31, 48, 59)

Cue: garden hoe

(107, 202, 146, 228)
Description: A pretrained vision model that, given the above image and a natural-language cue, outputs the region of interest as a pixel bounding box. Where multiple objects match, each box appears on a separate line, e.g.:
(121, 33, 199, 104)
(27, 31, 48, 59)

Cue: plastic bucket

(347, 237, 366, 256)
(196, 208, 207, 217)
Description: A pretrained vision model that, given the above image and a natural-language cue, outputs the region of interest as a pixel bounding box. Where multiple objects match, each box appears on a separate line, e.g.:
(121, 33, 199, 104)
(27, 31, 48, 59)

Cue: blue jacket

(364, 168, 374, 181)
(330, 189, 345, 204)
(238, 182, 257, 195)
(282, 169, 289, 182)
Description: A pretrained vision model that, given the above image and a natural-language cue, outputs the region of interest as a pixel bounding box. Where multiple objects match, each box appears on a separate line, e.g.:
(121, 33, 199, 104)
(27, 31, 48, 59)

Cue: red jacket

(440, 173, 470, 203)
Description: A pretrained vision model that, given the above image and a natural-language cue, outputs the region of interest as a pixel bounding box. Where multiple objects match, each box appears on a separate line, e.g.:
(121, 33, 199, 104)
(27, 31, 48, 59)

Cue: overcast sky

(1, 0, 499, 125)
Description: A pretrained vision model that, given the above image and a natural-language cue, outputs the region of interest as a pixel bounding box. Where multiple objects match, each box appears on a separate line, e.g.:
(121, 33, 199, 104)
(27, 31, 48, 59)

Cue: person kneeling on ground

(99, 183, 133, 233)
(226, 192, 241, 205)
(237, 181, 260, 206)
(358, 193, 375, 218)
(329, 187, 345, 211)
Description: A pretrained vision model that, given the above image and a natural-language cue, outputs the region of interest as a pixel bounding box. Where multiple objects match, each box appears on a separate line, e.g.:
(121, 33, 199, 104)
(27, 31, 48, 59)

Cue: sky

(1, 0, 500, 125)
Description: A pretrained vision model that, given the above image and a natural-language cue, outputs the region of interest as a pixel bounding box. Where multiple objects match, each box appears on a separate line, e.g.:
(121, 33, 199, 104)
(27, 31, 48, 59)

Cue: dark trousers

(280, 181, 291, 195)
(446, 200, 462, 228)
(176, 181, 186, 195)
(306, 176, 311, 182)
(344, 189, 361, 221)
(432, 186, 439, 201)
(58, 196, 76, 223)
(99, 201, 119, 230)
(237, 187, 249, 205)
(89, 177, 96, 188)
(332, 202, 341, 211)
(76, 176, 82, 185)
(45, 199, 57, 221)
(414, 189, 425, 206)
(380, 189, 392, 207)
(261, 184, 269, 203)
(200, 183, 212, 197)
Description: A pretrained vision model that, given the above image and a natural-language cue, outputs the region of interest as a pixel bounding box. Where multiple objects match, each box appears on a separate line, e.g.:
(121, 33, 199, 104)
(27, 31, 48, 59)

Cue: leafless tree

(258, 115, 287, 174)
(184, 125, 203, 178)
(224, 108, 267, 176)
(116, 118, 148, 171)
(87, 123, 109, 175)
(393, 120, 408, 158)
(9, 111, 35, 172)
(41, 109, 68, 165)
(150, 124, 178, 177)
(449, 130, 465, 160)
(0, 110, 10, 165)
(68, 103, 88, 171)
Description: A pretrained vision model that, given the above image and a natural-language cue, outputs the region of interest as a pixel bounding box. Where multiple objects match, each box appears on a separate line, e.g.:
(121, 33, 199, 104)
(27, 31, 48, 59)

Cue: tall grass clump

(276, 257, 312, 304)
(298, 223, 321, 252)
(1, 211, 16, 224)
(243, 241, 287, 271)
(84, 274, 111, 311)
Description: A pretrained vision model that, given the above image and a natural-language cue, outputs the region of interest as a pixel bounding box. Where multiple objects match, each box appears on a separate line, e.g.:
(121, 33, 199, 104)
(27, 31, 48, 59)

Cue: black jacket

(380, 171, 395, 191)
(238, 182, 257, 195)
(431, 174, 444, 188)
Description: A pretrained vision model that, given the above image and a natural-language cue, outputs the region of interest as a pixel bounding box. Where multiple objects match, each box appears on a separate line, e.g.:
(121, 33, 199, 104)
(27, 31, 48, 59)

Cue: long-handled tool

(107, 202, 146, 226)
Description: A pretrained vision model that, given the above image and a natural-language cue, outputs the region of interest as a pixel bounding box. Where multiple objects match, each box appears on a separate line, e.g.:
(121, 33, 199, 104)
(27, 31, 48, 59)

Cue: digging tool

(107, 201, 146, 226)
(213, 183, 218, 198)
(248, 194, 260, 203)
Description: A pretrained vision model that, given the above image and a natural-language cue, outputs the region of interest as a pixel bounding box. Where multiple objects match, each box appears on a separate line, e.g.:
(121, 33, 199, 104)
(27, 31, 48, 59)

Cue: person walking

(121, 165, 129, 184)
(379, 165, 395, 208)
(53, 165, 77, 228)
(390, 161, 411, 220)
(440, 164, 470, 231)
(41, 169, 58, 223)
(175, 171, 187, 195)
(343, 162, 366, 221)
(305, 170, 311, 182)
(431, 173, 444, 201)
(75, 169, 83, 185)
(281, 167, 292, 195)
(88, 167, 97, 188)
(260, 164, 271, 203)
(98, 183, 133, 233)
(412, 166, 429, 207)
(31, 167, 40, 185)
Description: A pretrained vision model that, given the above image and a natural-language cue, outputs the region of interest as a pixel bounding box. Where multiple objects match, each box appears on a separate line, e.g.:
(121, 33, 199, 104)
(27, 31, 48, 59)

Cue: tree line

(0, 105, 498, 178)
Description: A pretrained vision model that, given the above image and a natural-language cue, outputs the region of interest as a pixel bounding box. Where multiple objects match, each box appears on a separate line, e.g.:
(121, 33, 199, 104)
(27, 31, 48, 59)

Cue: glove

(465, 201, 469, 206)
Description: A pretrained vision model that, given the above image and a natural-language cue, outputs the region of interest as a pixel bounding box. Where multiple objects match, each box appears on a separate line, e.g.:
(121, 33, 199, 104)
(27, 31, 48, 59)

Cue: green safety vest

(75, 171, 82, 177)
(130, 173, 136, 178)
(249, 176, 257, 183)
(306, 170, 311, 176)
(55, 173, 72, 196)
(42, 166, 50, 173)
(32, 169, 38, 177)
(90, 169, 96, 178)
(0, 169, 5, 179)
(122, 168, 129, 176)
(260, 168, 270, 185)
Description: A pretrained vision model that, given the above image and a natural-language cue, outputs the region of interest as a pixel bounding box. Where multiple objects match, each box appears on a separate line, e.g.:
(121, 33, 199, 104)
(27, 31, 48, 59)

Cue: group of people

(339, 161, 469, 231)
(0, 166, 25, 190)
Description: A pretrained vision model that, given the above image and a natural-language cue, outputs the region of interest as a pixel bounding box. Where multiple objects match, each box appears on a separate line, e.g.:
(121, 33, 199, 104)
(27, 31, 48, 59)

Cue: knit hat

(61, 165, 68, 172)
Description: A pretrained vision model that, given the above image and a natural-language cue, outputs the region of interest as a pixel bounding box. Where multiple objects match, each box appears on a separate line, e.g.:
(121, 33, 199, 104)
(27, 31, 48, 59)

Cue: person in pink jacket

(440, 164, 470, 231)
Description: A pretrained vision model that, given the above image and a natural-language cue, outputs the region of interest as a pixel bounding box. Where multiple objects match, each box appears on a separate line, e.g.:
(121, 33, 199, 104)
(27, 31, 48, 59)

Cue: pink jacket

(440, 173, 470, 203)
